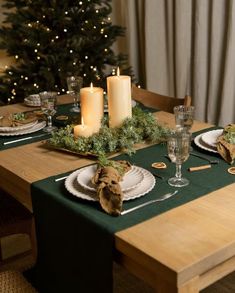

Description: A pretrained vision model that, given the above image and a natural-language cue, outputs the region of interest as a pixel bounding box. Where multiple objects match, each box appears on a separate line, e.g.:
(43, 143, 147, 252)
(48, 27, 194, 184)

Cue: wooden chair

(0, 189, 37, 272)
(132, 84, 192, 113)
(0, 270, 37, 292)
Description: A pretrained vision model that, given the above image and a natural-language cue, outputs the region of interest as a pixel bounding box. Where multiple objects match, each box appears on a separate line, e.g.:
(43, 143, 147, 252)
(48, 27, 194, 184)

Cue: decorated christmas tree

(0, 0, 131, 104)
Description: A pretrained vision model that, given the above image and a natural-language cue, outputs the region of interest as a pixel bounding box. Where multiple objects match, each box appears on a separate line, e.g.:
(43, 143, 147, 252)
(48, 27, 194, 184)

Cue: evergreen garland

(48, 107, 170, 156)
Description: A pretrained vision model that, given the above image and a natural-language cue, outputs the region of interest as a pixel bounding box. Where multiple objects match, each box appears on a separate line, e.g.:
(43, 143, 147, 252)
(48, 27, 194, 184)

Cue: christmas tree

(0, 0, 131, 104)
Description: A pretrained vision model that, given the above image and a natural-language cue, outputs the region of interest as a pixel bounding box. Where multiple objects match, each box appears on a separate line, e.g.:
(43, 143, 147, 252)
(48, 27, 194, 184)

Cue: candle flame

(90, 82, 93, 92)
(117, 67, 120, 76)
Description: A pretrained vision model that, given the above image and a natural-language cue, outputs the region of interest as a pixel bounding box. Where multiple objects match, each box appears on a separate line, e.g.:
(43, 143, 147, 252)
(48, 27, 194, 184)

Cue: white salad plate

(0, 121, 46, 136)
(0, 120, 38, 132)
(24, 94, 41, 107)
(76, 165, 144, 192)
(194, 133, 218, 153)
(65, 166, 155, 202)
(201, 129, 223, 148)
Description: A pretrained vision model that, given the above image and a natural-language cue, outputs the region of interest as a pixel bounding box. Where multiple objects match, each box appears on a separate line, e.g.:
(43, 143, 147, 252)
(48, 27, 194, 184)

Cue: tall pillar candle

(80, 83, 104, 133)
(107, 69, 132, 128)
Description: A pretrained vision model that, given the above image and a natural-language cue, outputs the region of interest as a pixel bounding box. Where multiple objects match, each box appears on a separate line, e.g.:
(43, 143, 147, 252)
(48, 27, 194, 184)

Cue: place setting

(194, 125, 235, 164)
(64, 159, 156, 216)
(0, 111, 46, 137)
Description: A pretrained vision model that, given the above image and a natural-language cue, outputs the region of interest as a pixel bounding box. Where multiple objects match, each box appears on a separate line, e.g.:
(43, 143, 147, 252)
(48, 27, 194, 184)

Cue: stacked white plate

(65, 164, 156, 201)
(194, 129, 223, 153)
(24, 94, 41, 107)
(0, 120, 46, 136)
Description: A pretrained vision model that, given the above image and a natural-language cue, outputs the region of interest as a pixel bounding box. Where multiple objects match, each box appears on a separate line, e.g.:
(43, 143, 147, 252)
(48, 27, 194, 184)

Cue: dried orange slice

(151, 162, 167, 169)
(228, 167, 235, 175)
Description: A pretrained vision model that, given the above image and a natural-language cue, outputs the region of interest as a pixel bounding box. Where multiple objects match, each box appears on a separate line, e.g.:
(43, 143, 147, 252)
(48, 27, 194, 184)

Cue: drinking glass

(39, 91, 58, 133)
(66, 76, 83, 112)
(167, 131, 191, 187)
(174, 105, 195, 132)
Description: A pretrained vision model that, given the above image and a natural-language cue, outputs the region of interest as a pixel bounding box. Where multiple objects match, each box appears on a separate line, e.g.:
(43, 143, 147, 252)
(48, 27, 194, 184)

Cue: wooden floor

(1, 235, 235, 292)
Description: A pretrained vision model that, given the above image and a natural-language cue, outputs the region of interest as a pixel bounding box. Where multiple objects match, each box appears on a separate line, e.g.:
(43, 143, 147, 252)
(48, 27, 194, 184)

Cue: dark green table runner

(29, 129, 235, 293)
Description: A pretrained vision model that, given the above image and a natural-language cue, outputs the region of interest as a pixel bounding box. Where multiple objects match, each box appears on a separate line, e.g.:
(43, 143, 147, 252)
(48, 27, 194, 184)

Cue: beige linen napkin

(217, 124, 235, 164)
(0, 112, 37, 127)
(92, 160, 132, 216)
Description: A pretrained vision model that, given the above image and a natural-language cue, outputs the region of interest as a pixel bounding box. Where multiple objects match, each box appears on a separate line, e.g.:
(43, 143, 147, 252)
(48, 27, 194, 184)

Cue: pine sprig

(48, 106, 170, 156)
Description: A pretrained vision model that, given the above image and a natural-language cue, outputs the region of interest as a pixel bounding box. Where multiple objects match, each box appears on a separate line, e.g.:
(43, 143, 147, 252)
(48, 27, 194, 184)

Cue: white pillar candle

(107, 67, 132, 128)
(80, 83, 104, 133)
(74, 122, 93, 138)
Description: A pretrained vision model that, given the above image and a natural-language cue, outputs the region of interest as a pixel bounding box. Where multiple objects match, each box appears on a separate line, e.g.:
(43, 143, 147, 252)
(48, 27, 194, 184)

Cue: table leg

(156, 276, 199, 293)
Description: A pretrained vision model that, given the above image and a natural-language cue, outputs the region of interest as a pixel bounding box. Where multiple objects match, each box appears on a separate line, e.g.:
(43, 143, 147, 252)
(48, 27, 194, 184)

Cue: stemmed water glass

(174, 105, 195, 150)
(66, 76, 83, 112)
(167, 131, 191, 187)
(39, 91, 58, 133)
(174, 105, 195, 133)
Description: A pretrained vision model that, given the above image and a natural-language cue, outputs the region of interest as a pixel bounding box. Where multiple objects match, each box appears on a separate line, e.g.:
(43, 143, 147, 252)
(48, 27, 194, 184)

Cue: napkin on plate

(0, 112, 38, 127)
(217, 124, 235, 164)
(91, 160, 132, 216)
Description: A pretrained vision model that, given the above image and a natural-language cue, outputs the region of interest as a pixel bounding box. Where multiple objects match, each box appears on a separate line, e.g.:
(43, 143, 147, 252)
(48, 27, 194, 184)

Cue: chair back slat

(132, 85, 192, 113)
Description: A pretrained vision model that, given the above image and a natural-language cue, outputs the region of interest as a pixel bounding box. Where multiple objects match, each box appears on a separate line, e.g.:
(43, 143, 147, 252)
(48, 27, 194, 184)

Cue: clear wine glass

(167, 131, 191, 187)
(66, 76, 83, 112)
(39, 91, 58, 133)
(174, 105, 195, 132)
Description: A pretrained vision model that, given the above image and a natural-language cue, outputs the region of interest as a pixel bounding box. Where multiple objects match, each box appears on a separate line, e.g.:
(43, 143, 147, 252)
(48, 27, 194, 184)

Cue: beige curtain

(112, 0, 235, 126)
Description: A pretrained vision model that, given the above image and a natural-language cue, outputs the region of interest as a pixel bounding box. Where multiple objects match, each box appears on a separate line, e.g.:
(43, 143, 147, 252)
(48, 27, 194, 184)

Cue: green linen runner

(28, 128, 235, 293)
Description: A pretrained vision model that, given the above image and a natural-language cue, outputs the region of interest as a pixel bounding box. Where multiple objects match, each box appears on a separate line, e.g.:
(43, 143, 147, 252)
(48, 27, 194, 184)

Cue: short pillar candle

(80, 83, 104, 133)
(74, 122, 93, 138)
(107, 68, 132, 128)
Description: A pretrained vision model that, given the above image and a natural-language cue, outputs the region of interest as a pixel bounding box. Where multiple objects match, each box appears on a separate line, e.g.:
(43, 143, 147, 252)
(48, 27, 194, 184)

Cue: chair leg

(0, 239, 3, 261)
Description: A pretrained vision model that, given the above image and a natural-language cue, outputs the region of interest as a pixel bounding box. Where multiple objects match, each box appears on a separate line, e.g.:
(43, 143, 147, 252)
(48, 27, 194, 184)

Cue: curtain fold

(112, 0, 235, 126)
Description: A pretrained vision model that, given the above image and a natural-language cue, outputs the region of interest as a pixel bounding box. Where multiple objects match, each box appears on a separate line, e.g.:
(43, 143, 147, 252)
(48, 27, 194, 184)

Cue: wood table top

(0, 98, 210, 210)
(1, 96, 235, 292)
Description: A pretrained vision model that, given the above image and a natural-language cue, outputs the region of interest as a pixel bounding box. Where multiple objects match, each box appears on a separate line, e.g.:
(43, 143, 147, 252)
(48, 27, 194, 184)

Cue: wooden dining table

(1, 95, 235, 293)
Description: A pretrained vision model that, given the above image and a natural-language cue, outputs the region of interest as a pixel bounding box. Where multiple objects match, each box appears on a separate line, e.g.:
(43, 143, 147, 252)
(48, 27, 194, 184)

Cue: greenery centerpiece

(47, 107, 169, 156)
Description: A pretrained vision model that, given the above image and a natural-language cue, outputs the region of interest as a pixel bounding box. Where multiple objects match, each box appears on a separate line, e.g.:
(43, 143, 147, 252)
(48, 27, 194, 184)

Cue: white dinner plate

(77, 165, 144, 192)
(201, 129, 223, 148)
(194, 133, 218, 153)
(0, 121, 46, 136)
(0, 119, 38, 132)
(65, 166, 155, 202)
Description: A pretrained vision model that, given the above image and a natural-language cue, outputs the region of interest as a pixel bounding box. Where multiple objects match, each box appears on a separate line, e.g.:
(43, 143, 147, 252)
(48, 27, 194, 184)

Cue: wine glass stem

(47, 115, 52, 128)
(73, 94, 79, 108)
(175, 163, 182, 179)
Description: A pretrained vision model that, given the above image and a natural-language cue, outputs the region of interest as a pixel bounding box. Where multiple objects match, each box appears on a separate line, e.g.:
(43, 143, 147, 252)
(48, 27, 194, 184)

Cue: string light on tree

(0, 0, 131, 104)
